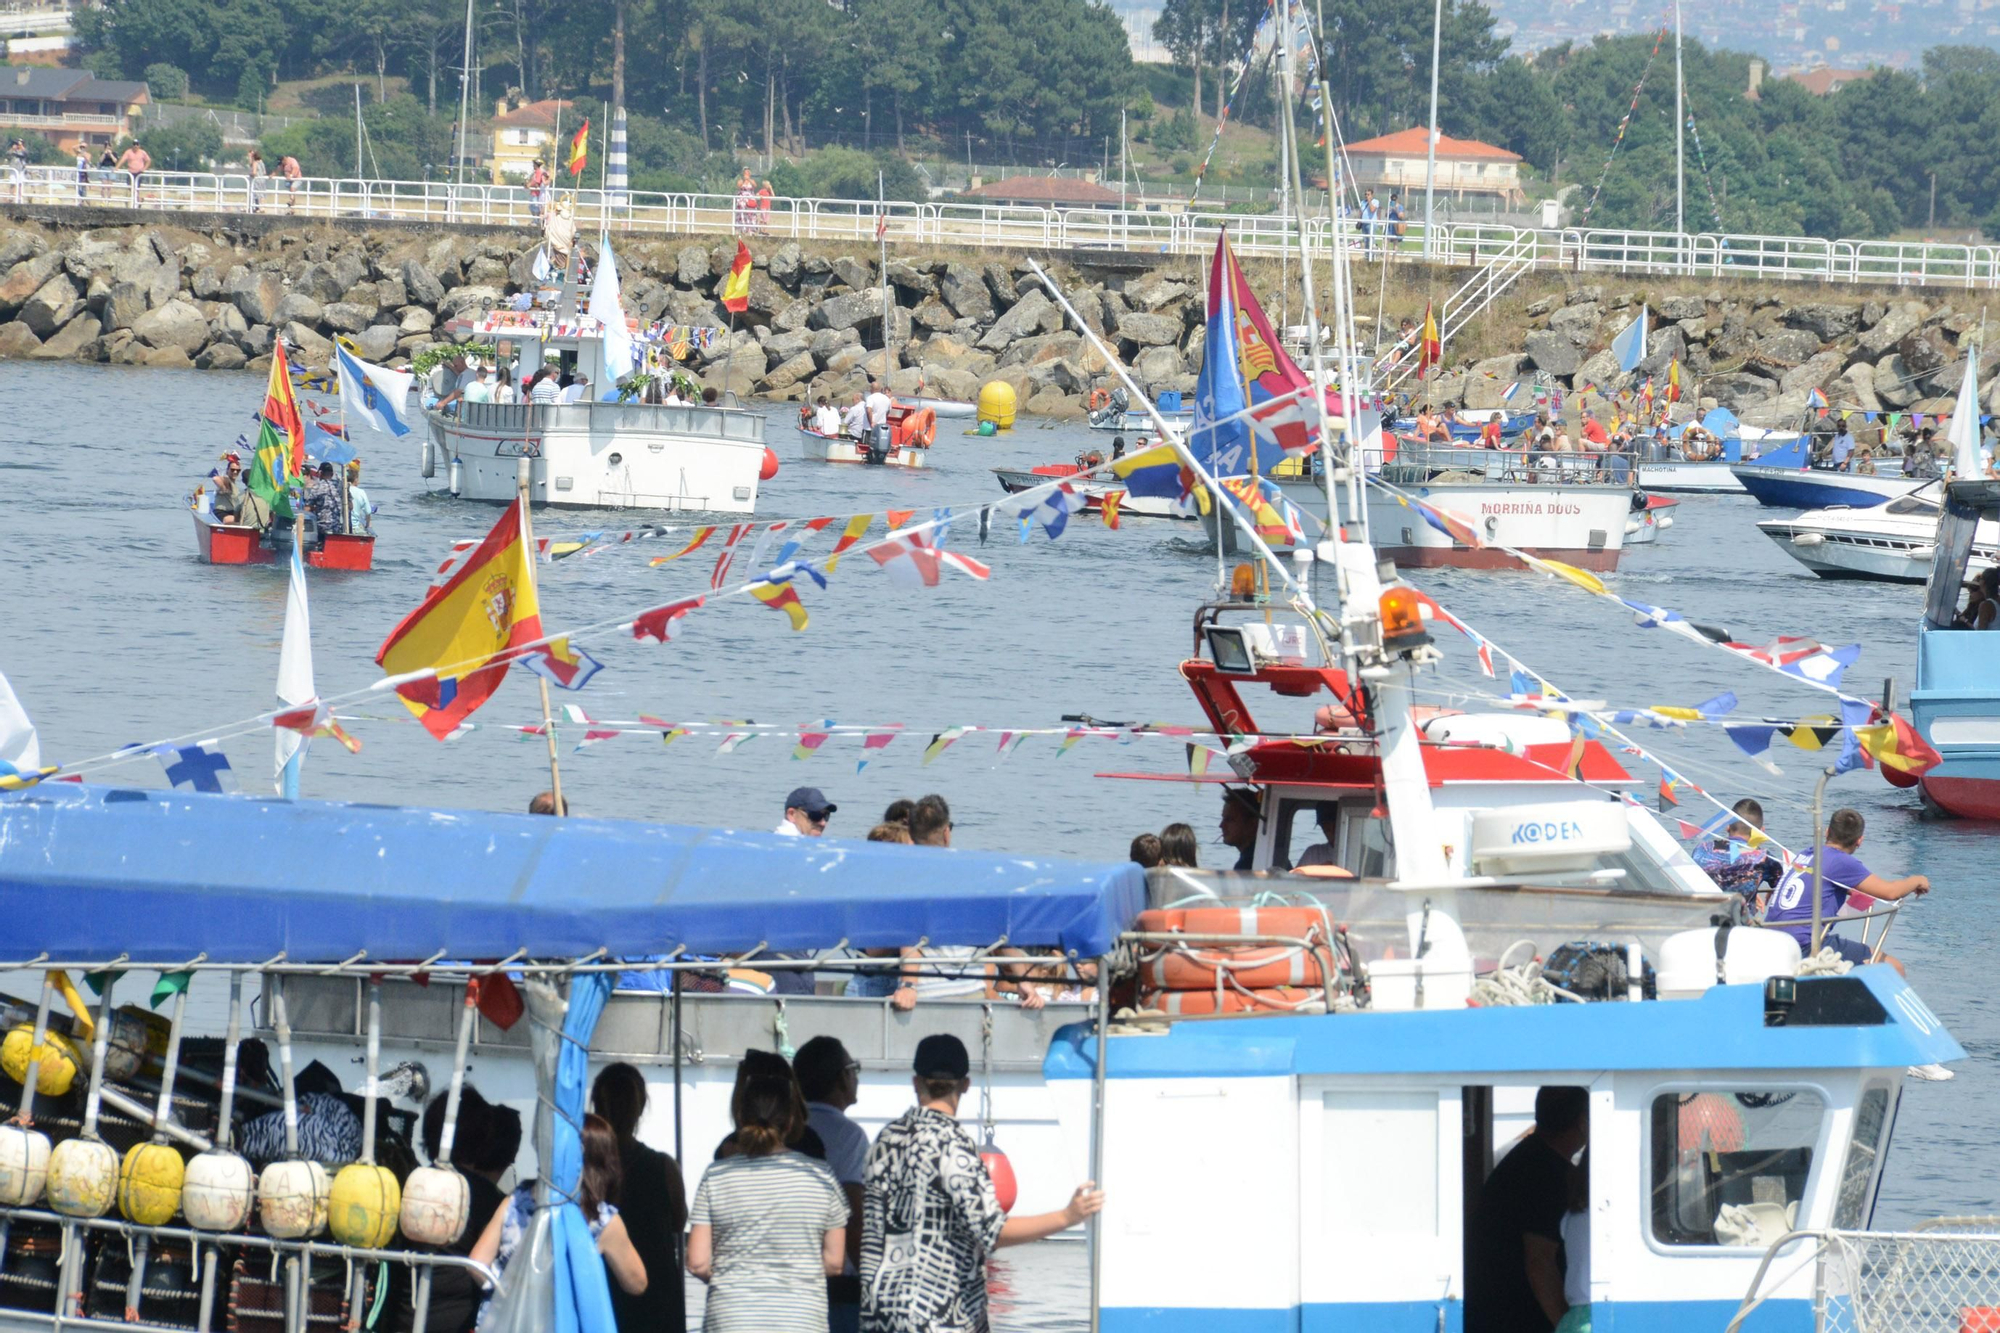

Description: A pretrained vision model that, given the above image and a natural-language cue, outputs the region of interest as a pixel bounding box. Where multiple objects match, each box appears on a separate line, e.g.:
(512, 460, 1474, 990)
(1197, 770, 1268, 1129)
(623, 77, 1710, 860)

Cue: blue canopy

(0, 785, 1146, 963)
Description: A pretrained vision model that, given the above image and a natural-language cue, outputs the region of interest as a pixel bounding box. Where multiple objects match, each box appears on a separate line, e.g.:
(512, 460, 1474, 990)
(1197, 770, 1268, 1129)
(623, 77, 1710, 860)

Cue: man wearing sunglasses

(776, 786, 837, 836)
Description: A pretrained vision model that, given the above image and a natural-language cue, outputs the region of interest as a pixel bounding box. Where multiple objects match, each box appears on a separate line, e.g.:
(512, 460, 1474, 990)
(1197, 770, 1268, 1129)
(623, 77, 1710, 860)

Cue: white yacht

(1759, 480, 2000, 583)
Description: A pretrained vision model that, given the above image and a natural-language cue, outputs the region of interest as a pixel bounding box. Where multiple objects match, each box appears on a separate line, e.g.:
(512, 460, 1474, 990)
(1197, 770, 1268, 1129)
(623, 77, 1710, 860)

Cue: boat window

(1273, 798, 1344, 872)
(1832, 1085, 1895, 1230)
(1649, 1089, 1825, 1247)
(1339, 806, 1394, 879)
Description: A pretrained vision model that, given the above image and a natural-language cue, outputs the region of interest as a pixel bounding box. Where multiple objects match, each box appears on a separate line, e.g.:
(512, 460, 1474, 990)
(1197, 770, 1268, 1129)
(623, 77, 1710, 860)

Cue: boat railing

(449, 400, 766, 442)
(0, 1205, 503, 1332)
(1367, 444, 1638, 487)
(1728, 1221, 2000, 1333)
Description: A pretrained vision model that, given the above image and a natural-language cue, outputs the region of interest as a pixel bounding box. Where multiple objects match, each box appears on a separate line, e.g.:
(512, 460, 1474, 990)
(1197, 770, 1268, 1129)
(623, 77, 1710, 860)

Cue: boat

(1388, 407, 1537, 442)
(1087, 387, 1196, 435)
(424, 308, 768, 514)
(1730, 460, 1924, 510)
(1623, 491, 1678, 546)
(1759, 480, 2000, 583)
(190, 505, 375, 571)
(993, 456, 1186, 521)
(1635, 411, 1808, 493)
(796, 403, 937, 467)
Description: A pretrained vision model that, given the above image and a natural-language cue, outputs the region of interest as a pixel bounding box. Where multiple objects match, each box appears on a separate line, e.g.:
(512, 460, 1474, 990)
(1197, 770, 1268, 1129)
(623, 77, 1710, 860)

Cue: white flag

(1947, 352, 1984, 481)
(588, 238, 636, 392)
(0, 669, 41, 783)
(275, 546, 314, 794)
(335, 343, 416, 438)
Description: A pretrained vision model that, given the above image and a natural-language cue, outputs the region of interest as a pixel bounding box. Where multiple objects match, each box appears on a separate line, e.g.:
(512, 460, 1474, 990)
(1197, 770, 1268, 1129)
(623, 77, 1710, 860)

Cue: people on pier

(471, 1113, 647, 1328)
(859, 1034, 1104, 1333)
(1764, 807, 1926, 974)
(592, 1063, 688, 1333)
(690, 1073, 848, 1333)
(1465, 1085, 1588, 1333)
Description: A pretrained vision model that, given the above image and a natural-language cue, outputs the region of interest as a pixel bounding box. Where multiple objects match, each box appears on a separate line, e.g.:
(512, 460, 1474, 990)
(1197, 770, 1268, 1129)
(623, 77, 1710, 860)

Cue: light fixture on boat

(1378, 586, 1433, 654)
(1205, 625, 1255, 675)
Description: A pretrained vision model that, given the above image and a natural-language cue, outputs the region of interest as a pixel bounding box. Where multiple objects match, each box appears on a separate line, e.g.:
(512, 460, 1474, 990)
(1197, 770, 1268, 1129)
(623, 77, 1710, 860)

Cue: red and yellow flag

(825, 514, 873, 572)
(567, 119, 589, 177)
(1100, 491, 1122, 530)
(749, 577, 808, 631)
(375, 500, 543, 739)
(1667, 358, 1682, 404)
(720, 241, 753, 313)
(263, 340, 304, 472)
(1418, 302, 1441, 377)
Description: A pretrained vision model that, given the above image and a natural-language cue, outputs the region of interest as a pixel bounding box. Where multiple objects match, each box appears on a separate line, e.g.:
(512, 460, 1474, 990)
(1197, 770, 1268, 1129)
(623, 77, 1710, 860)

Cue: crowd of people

(806, 379, 897, 456)
(733, 167, 777, 235)
(204, 450, 373, 537)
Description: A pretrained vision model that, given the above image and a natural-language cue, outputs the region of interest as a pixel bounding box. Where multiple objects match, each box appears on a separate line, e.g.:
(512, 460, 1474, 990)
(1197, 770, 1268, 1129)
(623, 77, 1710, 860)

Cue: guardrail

(1, 165, 1994, 291)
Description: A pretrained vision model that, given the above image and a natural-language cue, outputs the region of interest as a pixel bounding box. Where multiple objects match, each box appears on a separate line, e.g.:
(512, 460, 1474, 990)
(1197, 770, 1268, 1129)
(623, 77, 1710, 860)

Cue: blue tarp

(0, 785, 1147, 962)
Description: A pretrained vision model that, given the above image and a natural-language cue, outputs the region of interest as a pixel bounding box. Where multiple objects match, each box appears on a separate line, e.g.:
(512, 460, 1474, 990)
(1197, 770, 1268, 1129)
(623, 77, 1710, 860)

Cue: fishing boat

(1636, 411, 1808, 493)
(189, 504, 375, 572)
(1087, 387, 1196, 435)
(795, 403, 937, 467)
(1624, 492, 1678, 546)
(1759, 480, 2000, 583)
(1730, 460, 1923, 510)
(992, 455, 1186, 522)
(423, 306, 769, 513)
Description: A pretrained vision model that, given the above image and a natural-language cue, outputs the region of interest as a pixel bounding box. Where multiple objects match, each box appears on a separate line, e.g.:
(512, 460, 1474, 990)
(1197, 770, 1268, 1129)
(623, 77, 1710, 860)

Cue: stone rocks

(1873, 354, 1919, 409)
(1132, 344, 1182, 387)
(229, 270, 285, 326)
(1463, 355, 1527, 409)
(767, 242, 802, 285)
(102, 281, 150, 333)
(1897, 330, 1948, 379)
(830, 256, 872, 291)
(139, 344, 193, 369)
(19, 273, 82, 338)
(196, 342, 248, 370)
(939, 263, 994, 323)
(400, 258, 446, 308)
(1856, 301, 1925, 358)
(1755, 328, 1822, 366)
(1657, 295, 1706, 321)
(34, 313, 100, 360)
(885, 260, 935, 296)
(1783, 303, 1860, 340)
(1547, 303, 1600, 344)
(435, 286, 503, 321)
(355, 324, 400, 362)
(759, 351, 817, 392)
(272, 293, 324, 328)
(1113, 310, 1180, 347)
(0, 320, 39, 357)
(321, 301, 374, 335)
(1523, 330, 1581, 376)
(1123, 271, 1190, 312)
(976, 290, 1057, 352)
(0, 252, 62, 318)
(1778, 349, 1847, 397)
(399, 306, 436, 335)
(464, 256, 510, 289)
(131, 300, 210, 355)
(1705, 372, 1775, 410)
(283, 322, 331, 363)
(810, 287, 886, 333)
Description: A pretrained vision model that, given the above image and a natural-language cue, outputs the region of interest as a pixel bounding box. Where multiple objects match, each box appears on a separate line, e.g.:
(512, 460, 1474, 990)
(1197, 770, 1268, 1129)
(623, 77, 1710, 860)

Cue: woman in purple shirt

(1765, 808, 1929, 974)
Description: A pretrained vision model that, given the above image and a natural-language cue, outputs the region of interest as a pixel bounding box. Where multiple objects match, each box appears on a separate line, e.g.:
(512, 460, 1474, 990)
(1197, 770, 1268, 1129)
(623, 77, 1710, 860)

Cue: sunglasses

(808, 811, 831, 825)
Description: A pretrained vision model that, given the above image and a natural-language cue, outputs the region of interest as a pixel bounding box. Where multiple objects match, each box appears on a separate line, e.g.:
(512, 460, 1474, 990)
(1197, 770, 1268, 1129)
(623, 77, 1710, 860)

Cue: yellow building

(488, 97, 573, 184)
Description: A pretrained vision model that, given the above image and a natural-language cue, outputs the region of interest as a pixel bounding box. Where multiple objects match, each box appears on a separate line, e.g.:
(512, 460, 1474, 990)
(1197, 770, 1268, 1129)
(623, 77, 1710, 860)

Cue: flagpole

(514, 459, 565, 814)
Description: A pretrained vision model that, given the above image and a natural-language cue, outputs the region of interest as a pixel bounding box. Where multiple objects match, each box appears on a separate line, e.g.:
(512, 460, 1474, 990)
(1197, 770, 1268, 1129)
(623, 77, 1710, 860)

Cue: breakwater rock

(1454, 284, 1996, 426)
(0, 219, 1225, 417)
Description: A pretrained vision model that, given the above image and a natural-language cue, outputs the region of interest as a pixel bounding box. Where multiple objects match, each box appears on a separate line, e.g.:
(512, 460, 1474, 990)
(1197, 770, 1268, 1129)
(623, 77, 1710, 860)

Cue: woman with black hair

(591, 1063, 687, 1333)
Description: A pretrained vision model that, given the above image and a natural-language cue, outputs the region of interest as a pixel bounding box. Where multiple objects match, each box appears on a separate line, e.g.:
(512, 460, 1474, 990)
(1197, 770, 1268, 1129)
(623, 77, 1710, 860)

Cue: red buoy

(980, 1142, 1017, 1214)
(760, 446, 780, 480)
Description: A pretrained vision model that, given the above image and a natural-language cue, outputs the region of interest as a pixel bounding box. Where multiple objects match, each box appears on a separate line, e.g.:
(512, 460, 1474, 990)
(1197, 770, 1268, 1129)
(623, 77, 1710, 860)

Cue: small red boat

(192, 510, 375, 571)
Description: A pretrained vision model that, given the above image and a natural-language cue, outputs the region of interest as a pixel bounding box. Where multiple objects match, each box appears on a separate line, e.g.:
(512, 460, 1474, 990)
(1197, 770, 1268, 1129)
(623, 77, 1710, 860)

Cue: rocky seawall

(0, 214, 1986, 424)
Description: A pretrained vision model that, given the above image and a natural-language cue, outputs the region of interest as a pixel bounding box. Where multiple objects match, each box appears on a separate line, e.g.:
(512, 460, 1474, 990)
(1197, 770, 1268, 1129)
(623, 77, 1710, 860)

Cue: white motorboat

(1758, 480, 2000, 582)
(1624, 492, 1678, 545)
(908, 395, 976, 418)
(797, 403, 937, 468)
(426, 311, 768, 513)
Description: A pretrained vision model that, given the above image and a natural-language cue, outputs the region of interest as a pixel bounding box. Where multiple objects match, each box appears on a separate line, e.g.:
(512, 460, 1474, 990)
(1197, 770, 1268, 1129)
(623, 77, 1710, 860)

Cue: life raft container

(1137, 987, 1327, 1015)
(892, 407, 936, 449)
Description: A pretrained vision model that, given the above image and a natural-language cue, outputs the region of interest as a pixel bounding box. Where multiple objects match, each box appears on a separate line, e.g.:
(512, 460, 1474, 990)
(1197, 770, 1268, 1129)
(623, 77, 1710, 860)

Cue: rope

(1797, 947, 1855, 976)
(1579, 20, 1671, 225)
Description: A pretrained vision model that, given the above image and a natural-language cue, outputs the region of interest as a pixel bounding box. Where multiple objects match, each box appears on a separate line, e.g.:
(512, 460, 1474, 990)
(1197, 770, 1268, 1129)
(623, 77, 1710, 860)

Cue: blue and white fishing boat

(1637, 410, 1808, 494)
(1730, 461, 1923, 510)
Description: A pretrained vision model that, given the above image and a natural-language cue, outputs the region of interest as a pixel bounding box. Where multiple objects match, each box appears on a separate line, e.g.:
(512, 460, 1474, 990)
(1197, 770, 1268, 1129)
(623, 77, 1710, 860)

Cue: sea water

(0, 364, 1992, 1327)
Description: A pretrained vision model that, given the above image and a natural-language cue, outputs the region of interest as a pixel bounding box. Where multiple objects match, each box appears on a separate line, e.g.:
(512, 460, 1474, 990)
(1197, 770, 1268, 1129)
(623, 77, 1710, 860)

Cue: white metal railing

(1, 165, 1994, 291)
(1729, 1222, 2000, 1333)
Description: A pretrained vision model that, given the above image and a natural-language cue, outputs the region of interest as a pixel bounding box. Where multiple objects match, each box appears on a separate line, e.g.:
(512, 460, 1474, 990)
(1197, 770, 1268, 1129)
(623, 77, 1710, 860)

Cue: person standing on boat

(1830, 422, 1857, 472)
(1218, 787, 1259, 870)
(344, 461, 374, 533)
(1466, 1085, 1588, 1333)
(860, 1034, 1104, 1333)
(813, 396, 842, 435)
(210, 452, 248, 521)
(1765, 808, 1926, 974)
(841, 392, 869, 442)
(302, 461, 344, 534)
(592, 1063, 688, 1333)
(865, 379, 893, 455)
(797, 1037, 868, 1333)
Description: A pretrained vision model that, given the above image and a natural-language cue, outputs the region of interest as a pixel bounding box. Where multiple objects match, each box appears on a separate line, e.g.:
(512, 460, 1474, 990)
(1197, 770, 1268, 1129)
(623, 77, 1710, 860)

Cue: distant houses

(0, 66, 149, 154)
(488, 96, 575, 183)
(1341, 128, 1526, 208)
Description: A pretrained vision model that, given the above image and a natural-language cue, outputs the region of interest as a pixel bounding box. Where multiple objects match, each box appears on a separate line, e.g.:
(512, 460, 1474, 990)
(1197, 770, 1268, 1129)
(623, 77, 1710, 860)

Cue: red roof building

(1341, 128, 1526, 206)
(1787, 67, 1874, 95)
(960, 175, 1125, 209)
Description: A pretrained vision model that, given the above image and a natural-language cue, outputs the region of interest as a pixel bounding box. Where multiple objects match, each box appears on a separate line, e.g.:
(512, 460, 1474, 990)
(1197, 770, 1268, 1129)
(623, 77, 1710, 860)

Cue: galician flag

(335, 343, 415, 437)
(1612, 306, 1648, 373)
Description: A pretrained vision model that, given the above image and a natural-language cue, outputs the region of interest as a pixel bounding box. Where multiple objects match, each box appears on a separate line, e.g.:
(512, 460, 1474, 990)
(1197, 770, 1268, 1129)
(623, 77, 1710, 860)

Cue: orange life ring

(1087, 388, 1111, 411)
(1137, 987, 1326, 1015)
(1141, 947, 1332, 991)
(892, 407, 936, 449)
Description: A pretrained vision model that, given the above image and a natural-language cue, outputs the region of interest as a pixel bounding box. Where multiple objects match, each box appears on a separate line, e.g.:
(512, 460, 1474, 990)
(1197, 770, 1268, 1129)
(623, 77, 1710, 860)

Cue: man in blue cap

(776, 785, 837, 837)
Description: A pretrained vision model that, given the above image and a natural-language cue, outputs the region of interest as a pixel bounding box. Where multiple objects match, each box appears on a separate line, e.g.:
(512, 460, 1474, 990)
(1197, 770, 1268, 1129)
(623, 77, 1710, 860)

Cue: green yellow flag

(246, 415, 296, 520)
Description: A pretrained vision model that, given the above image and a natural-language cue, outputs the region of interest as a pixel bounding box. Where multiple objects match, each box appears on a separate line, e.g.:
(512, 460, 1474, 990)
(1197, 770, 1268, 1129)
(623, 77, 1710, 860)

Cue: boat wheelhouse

(423, 311, 767, 513)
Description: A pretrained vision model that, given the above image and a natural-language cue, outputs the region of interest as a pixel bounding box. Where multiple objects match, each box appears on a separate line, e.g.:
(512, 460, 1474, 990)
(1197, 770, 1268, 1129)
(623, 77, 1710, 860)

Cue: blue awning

(0, 785, 1146, 963)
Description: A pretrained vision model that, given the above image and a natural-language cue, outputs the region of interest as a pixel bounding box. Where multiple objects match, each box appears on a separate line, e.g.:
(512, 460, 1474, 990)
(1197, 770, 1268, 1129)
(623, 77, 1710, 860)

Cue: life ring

(892, 407, 936, 449)
(797, 406, 813, 432)
(1087, 387, 1111, 411)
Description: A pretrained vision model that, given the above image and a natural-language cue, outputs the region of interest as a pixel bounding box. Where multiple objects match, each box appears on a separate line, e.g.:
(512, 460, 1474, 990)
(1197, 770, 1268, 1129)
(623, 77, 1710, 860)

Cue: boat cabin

(1913, 477, 2000, 818)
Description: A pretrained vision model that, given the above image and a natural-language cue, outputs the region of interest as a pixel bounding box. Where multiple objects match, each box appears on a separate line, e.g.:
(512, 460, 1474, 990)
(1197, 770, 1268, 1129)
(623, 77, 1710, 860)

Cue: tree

(143, 62, 189, 101)
(1154, 0, 1218, 119)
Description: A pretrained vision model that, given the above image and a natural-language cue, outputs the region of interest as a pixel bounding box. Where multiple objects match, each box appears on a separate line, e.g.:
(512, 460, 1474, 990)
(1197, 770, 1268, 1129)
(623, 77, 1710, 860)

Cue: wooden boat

(191, 508, 375, 571)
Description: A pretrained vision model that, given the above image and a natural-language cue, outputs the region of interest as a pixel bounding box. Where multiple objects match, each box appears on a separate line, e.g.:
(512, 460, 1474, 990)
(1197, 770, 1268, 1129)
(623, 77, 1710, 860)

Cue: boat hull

(1758, 503, 1999, 584)
(1731, 465, 1921, 509)
(1623, 495, 1677, 546)
(1088, 409, 1195, 435)
(1910, 625, 2000, 819)
(429, 400, 767, 512)
(1636, 461, 1747, 493)
(192, 511, 375, 571)
(993, 467, 1184, 519)
(1318, 482, 1635, 570)
(800, 427, 930, 467)
(909, 396, 976, 418)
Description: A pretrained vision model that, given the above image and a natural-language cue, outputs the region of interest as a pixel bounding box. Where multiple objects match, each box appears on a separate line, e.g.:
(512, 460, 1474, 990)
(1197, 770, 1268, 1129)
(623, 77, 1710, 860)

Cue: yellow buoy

(977, 380, 1017, 432)
(329, 1163, 402, 1248)
(1, 1026, 81, 1098)
(117, 1141, 185, 1226)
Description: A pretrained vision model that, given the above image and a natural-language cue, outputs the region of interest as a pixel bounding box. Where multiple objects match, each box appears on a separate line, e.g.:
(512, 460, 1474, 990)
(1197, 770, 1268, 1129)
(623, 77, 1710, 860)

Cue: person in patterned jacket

(859, 1034, 1104, 1333)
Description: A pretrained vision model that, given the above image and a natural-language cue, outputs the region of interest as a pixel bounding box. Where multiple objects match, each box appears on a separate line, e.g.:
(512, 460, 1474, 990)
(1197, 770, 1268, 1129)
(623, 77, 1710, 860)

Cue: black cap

(913, 1033, 969, 1080)
(785, 786, 836, 817)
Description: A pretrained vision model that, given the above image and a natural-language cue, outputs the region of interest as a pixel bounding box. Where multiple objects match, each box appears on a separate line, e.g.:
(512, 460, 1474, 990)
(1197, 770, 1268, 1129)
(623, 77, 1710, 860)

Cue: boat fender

(182, 1149, 256, 1231)
(980, 1141, 1018, 1214)
(258, 1158, 331, 1239)
(45, 1137, 117, 1218)
(1882, 761, 1920, 790)
(421, 438, 436, 479)
(1630, 490, 1650, 513)
(117, 1140, 185, 1227)
(329, 1162, 402, 1248)
(1, 1026, 81, 1098)
(448, 456, 463, 496)
(400, 1165, 472, 1246)
(0, 1123, 50, 1207)
(759, 446, 780, 481)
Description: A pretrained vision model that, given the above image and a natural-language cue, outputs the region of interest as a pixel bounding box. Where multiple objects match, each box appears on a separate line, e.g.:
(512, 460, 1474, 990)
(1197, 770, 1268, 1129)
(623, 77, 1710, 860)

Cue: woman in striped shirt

(688, 1075, 849, 1332)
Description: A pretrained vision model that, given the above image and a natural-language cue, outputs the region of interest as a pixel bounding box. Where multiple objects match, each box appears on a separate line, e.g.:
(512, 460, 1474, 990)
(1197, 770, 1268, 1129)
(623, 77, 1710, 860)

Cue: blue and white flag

(335, 344, 415, 438)
(155, 743, 236, 794)
(1612, 305, 1648, 373)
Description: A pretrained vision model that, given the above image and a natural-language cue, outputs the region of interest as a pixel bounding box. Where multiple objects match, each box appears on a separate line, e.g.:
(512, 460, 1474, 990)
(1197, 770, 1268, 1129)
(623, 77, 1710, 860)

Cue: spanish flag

(375, 500, 543, 739)
(1418, 302, 1441, 377)
(720, 241, 753, 313)
(567, 119, 589, 177)
(1667, 358, 1682, 404)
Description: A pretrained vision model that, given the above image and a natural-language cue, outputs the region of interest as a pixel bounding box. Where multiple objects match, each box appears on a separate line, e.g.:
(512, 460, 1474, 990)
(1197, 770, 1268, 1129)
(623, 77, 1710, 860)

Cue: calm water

(0, 362, 1993, 1324)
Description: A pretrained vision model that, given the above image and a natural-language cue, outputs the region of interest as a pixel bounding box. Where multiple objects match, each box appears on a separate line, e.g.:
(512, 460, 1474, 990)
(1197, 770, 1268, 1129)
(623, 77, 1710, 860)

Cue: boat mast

(879, 169, 891, 381)
(1675, 0, 1686, 264)
(354, 84, 363, 179)
(1423, 0, 1442, 259)
(453, 0, 474, 189)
